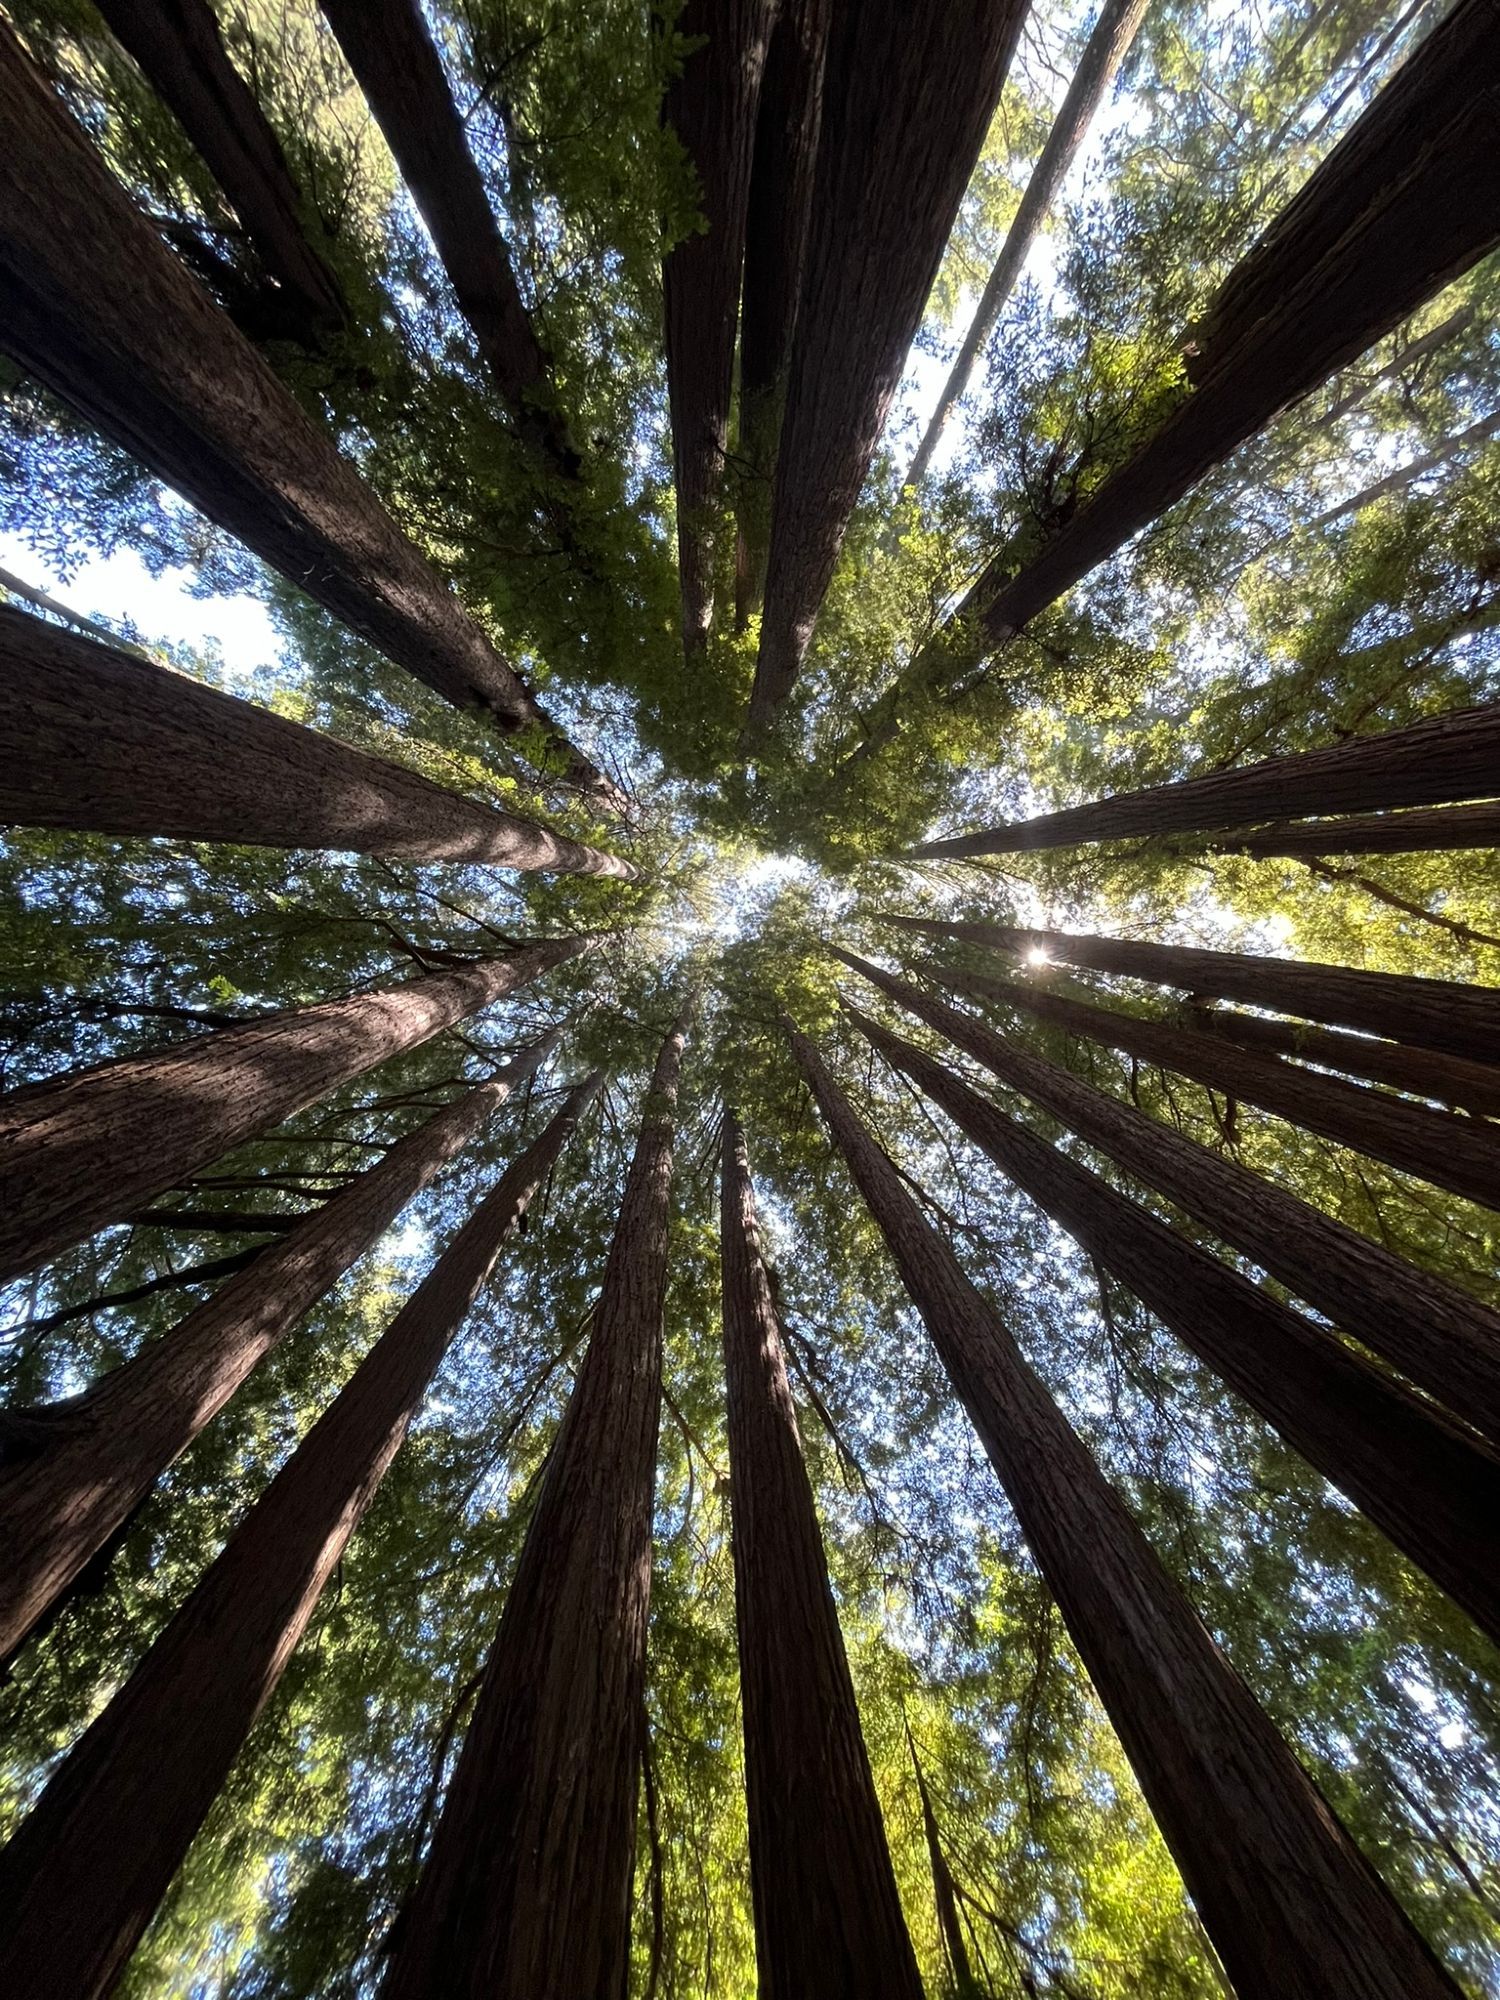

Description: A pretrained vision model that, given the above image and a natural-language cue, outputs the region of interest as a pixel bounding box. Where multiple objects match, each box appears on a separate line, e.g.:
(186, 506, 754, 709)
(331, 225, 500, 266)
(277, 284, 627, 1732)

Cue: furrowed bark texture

(888, 914, 1500, 1065)
(382, 1005, 692, 1999)
(1233, 799, 1500, 857)
(734, 0, 832, 625)
(962, 0, 1500, 649)
(904, 0, 1149, 490)
(1189, 1006, 1500, 1120)
(837, 952, 1500, 1449)
(925, 960, 1500, 1213)
(661, 0, 775, 655)
(720, 1110, 924, 1999)
(94, 0, 346, 337)
(0, 1074, 603, 2000)
(0, 936, 584, 1284)
(788, 1022, 1463, 2000)
(852, 1007, 1500, 1644)
(903, 700, 1500, 854)
(317, 0, 577, 479)
(0, 24, 617, 806)
(0, 1033, 564, 1669)
(746, 0, 1028, 730)
(0, 609, 635, 876)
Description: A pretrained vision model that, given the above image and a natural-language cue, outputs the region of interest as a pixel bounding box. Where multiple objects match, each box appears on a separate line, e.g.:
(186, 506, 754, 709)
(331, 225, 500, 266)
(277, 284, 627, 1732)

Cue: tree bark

(921, 956, 1500, 1213)
(787, 1020, 1462, 2000)
(316, 0, 578, 482)
(1232, 799, 1500, 858)
(904, 0, 1150, 492)
(0, 608, 635, 876)
(734, 0, 832, 627)
(94, 0, 346, 341)
(0, 23, 621, 808)
(744, 0, 1028, 732)
(901, 700, 1500, 855)
(0, 936, 586, 1285)
(0, 1032, 565, 1669)
(851, 1005, 1500, 1645)
(719, 1108, 925, 1999)
(887, 914, 1500, 1066)
(382, 1002, 692, 1999)
(661, 0, 776, 657)
(1188, 1006, 1500, 1120)
(0, 1073, 602, 2000)
(837, 951, 1500, 1448)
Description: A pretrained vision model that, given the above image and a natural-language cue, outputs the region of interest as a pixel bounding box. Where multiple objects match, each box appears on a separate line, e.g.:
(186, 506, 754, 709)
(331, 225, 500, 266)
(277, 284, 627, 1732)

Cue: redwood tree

(1187, 1005, 1500, 1120)
(1232, 800, 1500, 858)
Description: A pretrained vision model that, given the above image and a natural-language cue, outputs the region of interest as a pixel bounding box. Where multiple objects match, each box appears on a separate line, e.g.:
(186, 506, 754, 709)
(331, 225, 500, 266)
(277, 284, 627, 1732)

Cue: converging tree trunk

(719, 1108, 925, 1999)
(0, 1073, 604, 2000)
(382, 1002, 692, 1999)
(1297, 406, 1500, 536)
(1232, 799, 1500, 858)
(836, 952, 1500, 1450)
(851, 1006, 1500, 1645)
(788, 1021, 1463, 2000)
(0, 936, 586, 1284)
(0, 23, 620, 807)
(93, 0, 346, 341)
(0, 609, 635, 876)
(0, 1030, 566, 1669)
(744, 0, 1028, 733)
(904, 0, 1150, 492)
(1187, 1005, 1500, 1119)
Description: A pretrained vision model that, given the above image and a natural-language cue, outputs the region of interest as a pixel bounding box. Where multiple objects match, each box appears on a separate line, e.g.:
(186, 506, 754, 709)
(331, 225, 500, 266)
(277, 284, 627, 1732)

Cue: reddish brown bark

(837, 952, 1500, 1450)
(0, 936, 585, 1285)
(382, 1004, 692, 1999)
(745, 0, 1028, 731)
(0, 24, 620, 808)
(720, 1109, 924, 1999)
(1233, 799, 1500, 857)
(0, 608, 635, 875)
(94, 0, 346, 340)
(1188, 1006, 1500, 1120)
(0, 1032, 566, 1668)
(0, 1073, 603, 2000)
(788, 1021, 1462, 2000)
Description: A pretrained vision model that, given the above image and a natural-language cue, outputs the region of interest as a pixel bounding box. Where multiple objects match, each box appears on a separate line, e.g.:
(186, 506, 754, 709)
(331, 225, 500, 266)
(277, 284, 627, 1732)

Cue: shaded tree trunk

(900, 700, 1500, 854)
(906, 1726, 979, 2000)
(1233, 799, 1500, 858)
(734, 0, 832, 627)
(745, 0, 1028, 732)
(382, 1002, 692, 1999)
(661, 0, 776, 657)
(787, 1020, 1462, 2000)
(1187, 1005, 1500, 1120)
(851, 1005, 1500, 1645)
(94, 0, 346, 341)
(837, 951, 1500, 1449)
(0, 1072, 603, 2000)
(0, 936, 585, 1285)
(317, 0, 577, 482)
(0, 1031, 564, 1669)
(1298, 406, 1500, 535)
(0, 23, 620, 809)
(887, 915, 1500, 1066)
(905, 0, 1150, 491)
(1311, 301, 1473, 435)
(0, 608, 635, 876)
(719, 1108, 924, 1999)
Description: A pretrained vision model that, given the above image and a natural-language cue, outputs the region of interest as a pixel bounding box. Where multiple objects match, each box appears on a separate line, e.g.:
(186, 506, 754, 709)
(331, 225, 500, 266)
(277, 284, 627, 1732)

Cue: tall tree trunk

(787, 1021, 1463, 2000)
(900, 700, 1500, 855)
(0, 608, 635, 876)
(1311, 301, 1473, 435)
(887, 915, 1500, 1066)
(661, 0, 776, 658)
(0, 936, 585, 1285)
(719, 1108, 925, 1999)
(836, 951, 1500, 1449)
(734, 0, 832, 627)
(905, 1725, 979, 2000)
(850, 1005, 1500, 1644)
(744, 0, 1028, 734)
(1233, 799, 1500, 858)
(0, 1031, 565, 1669)
(0, 1073, 603, 2000)
(316, 0, 578, 483)
(1187, 1005, 1500, 1120)
(93, 0, 346, 341)
(1298, 405, 1500, 535)
(904, 0, 1150, 492)
(382, 1002, 692, 1999)
(921, 957, 1500, 1213)
(0, 23, 621, 809)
